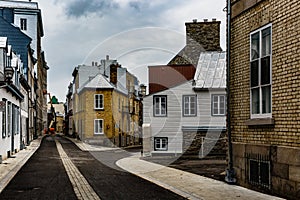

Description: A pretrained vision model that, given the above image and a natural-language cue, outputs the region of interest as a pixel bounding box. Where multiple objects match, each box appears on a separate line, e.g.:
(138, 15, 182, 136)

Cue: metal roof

(77, 73, 128, 95)
(77, 74, 114, 93)
(0, 1, 38, 9)
(193, 51, 226, 89)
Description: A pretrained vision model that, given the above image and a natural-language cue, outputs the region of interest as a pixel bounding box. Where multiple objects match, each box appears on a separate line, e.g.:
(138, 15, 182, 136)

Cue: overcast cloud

(37, 0, 226, 101)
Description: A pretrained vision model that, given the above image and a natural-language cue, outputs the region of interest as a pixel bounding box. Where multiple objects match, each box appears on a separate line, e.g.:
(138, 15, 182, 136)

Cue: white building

(0, 37, 23, 161)
(143, 52, 227, 156)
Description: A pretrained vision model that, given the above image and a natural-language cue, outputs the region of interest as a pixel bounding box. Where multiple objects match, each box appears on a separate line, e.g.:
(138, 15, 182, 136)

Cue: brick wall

(230, 0, 300, 198)
(230, 0, 300, 148)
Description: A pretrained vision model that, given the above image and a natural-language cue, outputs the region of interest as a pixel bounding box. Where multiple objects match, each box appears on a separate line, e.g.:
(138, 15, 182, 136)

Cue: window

(183, 95, 197, 116)
(246, 153, 271, 189)
(14, 106, 20, 135)
(153, 96, 167, 117)
(250, 24, 272, 118)
(7, 102, 11, 137)
(212, 95, 226, 116)
(1, 100, 6, 138)
(94, 94, 104, 109)
(154, 137, 168, 151)
(20, 18, 27, 31)
(94, 119, 103, 134)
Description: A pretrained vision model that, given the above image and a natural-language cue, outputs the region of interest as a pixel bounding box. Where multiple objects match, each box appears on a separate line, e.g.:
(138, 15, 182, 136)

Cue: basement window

(246, 153, 271, 189)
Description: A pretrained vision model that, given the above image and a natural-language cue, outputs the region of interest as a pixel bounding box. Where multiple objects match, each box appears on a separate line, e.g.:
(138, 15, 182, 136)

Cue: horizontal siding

(143, 81, 226, 153)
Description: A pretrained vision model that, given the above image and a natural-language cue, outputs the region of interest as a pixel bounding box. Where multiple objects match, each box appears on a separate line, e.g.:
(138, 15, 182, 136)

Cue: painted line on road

(55, 139, 101, 200)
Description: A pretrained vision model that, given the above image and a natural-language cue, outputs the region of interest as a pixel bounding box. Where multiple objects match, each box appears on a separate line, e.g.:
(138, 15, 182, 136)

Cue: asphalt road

(0, 135, 186, 200)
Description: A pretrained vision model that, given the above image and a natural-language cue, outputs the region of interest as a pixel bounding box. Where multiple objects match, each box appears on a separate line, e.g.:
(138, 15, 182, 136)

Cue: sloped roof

(78, 73, 114, 93)
(77, 73, 128, 95)
(193, 51, 226, 89)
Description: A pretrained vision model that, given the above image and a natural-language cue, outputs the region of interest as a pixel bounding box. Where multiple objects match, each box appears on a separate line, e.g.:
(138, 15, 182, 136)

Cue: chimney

(110, 63, 119, 85)
(185, 18, 221, 51)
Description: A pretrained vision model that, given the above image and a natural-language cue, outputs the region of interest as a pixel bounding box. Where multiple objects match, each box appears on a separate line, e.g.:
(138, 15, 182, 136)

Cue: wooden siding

(143, 81, 226, 154)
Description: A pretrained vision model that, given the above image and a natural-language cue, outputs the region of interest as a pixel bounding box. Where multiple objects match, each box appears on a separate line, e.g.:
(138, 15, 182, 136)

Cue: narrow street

(0, 135, 186, 200)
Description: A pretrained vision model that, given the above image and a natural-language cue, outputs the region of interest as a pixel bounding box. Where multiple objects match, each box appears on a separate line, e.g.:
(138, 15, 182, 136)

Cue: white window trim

(94, 119, 104, 135)
(250, 24, 272, 119)
(154, 137, 168, 151)
(212, 94, 226, 116)
(94, 94, 104, 110)
(183, 95, 197, 117)
(153, 96, 167, 117)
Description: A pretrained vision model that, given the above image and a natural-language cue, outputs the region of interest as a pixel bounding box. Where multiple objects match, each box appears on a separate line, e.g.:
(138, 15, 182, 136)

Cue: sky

(37, 0, 226, 102)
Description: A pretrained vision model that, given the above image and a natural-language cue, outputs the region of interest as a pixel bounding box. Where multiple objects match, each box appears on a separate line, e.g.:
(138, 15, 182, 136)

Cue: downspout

(225, 0, 236, 184)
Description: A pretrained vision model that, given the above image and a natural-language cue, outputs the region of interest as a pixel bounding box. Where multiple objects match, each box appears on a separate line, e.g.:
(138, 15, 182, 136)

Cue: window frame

(2, 100, 6, 138)
(154, 137, 168, 151)
(153, 95, 167, 117)
(250, 24, 272, 119)
(248, 159, 271, 189)
(182, 95, 197, 117)
(94, 119, 103, 135)
(94, 94, 104, 110)
(211, 94, 226, 116)
(7, 102, 11, 137)
(20, 18, 27, 31)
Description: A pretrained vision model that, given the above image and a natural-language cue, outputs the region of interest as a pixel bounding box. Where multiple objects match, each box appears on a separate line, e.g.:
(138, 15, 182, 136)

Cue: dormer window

(20, 18, 27, 31)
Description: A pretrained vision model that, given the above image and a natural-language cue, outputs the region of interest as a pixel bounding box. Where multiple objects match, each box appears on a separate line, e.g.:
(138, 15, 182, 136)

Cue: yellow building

(72, 62, 143, 147)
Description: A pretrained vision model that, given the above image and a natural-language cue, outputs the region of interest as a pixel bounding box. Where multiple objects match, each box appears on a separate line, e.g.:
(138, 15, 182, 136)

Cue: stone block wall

(169, 20, 222, 66)
(182, 131, 227, 159)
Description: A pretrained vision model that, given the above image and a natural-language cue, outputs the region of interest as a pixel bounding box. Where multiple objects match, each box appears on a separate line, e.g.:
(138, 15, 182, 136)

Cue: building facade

(143, 52, 226, 156)
(0, 0, 48, 136)
(0, 37, 24, 161)
(70, 56, 143, 147)
(229, 0, 300, 199)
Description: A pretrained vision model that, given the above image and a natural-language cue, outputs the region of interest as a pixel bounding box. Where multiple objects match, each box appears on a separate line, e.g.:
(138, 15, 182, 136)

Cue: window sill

(245, 118, 274, 126)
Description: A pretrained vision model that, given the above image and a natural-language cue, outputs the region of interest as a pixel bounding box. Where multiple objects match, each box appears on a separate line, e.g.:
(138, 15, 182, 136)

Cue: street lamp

(139, 84, 146, 98)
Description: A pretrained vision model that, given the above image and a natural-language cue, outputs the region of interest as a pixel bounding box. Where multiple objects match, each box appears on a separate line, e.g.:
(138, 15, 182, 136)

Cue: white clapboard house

(143, 52, 227, 156)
